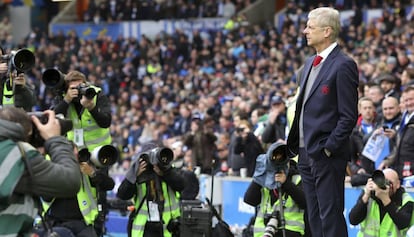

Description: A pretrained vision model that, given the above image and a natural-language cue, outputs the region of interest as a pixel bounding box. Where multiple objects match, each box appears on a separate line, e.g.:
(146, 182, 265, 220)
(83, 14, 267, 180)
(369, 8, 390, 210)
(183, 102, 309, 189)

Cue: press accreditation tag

(148, 201, 160, 222)
(74, 129, 84, 147)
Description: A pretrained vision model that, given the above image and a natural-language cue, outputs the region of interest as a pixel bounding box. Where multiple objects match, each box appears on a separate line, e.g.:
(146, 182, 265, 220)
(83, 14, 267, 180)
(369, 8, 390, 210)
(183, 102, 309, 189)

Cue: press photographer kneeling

(34, 142, 116, 237)
(243, 142, 308, 237)
(117, 143, 185, 237)
(349, 168, 414, 236)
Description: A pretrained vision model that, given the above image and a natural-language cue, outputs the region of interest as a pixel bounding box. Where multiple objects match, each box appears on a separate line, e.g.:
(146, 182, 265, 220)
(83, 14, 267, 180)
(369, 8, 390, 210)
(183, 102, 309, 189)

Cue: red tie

(313, 55, 323, 67)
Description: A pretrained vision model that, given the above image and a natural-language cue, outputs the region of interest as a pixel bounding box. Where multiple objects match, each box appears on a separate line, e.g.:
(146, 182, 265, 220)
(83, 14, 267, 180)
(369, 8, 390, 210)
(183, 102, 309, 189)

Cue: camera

(370, 170, 389, 197)
(372, 170, 389, 190)
(42, 69, 97, 100)
(77, 84, 96, 100)
(137, 147, 174, 183)
(27, 112, 73, 148)
(268, 144, 290, 174)
(1, 48, 35, 72)
(263, 211, 280, 237)
(236, 127, 245, 133)
(78, 145, 119, 168)
(42, 68, 66, 93)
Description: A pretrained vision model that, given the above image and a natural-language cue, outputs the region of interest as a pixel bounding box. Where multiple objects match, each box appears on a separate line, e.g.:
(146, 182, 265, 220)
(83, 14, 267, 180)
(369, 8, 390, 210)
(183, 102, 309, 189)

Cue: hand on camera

(362, 178, 375, 203)
(0, 63, 7, 74)
(275, 171, 287, 184)
(64, 86, 79, 103)
(153, 165, 164, 176)
(80, 162, 96, 177)
(31, 110, 61, 140)
(13, 73, 26, 86)
(136, 158, 148, 177)
(80, 96, 96, 110)
(374, 184, 391, 205)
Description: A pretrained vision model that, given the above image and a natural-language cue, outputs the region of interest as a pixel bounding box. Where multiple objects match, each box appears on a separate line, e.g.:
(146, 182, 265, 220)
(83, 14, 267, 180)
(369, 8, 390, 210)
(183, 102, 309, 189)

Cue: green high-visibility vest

(253, 174, 305, 237)
(130, 181, 180, 237)
(42, 155, 97, 226)
(77, 174, 98, 225)
(66, 86, 111, 151)
(358, 192, 414, 237)
(2, 81, 14, 107)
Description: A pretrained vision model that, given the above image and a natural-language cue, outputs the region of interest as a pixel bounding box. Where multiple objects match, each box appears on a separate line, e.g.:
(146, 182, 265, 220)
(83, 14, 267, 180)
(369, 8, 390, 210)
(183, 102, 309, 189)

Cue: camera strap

(127, 193, 147, 237)
(17, 142, 58, 236)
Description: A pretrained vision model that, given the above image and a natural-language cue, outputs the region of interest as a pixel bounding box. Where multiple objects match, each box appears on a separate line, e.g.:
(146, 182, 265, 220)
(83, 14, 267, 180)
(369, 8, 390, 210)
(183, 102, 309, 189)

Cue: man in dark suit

(287, 7, 359, 237)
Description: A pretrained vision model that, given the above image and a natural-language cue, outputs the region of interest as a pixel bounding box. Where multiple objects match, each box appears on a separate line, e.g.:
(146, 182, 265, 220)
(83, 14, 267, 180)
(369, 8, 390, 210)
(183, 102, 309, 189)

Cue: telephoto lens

(263, 215, 278, 237)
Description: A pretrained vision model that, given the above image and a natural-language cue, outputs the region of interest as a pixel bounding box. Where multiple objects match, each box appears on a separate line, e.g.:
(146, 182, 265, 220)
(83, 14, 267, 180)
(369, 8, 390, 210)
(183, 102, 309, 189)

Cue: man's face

(368, 87, 384, 104)
(359, 100, 376, 122)
(404, 90, 414, 114)
(382, 98, 400, 120)
(380, 81, 394, 94)
(303, 19, 329, 50)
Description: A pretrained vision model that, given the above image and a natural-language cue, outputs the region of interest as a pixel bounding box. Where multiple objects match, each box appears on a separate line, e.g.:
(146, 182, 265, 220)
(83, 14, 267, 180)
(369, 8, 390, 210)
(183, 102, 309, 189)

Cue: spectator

(182, 112, 217, 174)
(222, 0, 236, 19)
(367, 84, 385, 122)
(227, 111, 248, 176)
(348, 97, 378, 186)
(234, 119, 264, 177)
(376, 73, 401, 100)
(378, 86, 414, 178)
(261, 95, 288, 145)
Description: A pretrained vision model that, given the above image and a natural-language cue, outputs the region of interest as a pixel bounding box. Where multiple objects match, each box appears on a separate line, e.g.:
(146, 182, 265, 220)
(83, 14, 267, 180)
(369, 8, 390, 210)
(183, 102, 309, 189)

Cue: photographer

(243, 142, 308, 237)
(51, 70, 113, 236)
(117, 143, 185, 237)
(0, 107, 81, 236)
(349, 168, 414, 236)
(35, 142, 115, 237)
(234, 119, 264, 177)
(0, 47, 37, 112)
(51, 70, 112, 151)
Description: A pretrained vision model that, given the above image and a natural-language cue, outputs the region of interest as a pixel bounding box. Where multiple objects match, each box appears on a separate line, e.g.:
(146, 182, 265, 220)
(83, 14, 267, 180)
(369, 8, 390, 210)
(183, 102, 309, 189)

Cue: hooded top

(253, 142, 288, 190)
(0, 118, 26, 141)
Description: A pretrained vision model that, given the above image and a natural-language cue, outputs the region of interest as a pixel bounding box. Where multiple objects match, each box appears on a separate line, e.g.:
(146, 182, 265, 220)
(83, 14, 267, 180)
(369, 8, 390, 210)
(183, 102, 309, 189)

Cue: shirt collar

(317, 42, 338, 65)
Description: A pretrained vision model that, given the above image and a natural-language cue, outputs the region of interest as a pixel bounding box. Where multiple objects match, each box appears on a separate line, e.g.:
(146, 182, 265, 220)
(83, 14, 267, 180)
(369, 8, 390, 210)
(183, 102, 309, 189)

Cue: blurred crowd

(80, 0, 255, 22)
(1, 0, 414, 179)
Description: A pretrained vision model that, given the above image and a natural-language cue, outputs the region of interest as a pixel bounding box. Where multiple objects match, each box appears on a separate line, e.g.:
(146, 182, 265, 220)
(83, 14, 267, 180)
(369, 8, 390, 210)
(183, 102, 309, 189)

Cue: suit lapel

(304, 46, 341, 104)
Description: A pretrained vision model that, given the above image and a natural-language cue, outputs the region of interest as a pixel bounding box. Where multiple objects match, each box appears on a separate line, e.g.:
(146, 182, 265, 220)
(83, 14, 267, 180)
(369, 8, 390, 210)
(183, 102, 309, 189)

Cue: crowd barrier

(105, 174, 414, 237)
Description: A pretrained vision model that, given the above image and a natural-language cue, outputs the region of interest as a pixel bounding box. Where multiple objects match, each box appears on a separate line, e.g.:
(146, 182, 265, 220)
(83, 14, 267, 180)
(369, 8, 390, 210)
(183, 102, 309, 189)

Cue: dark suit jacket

(287, 45, 359, 160)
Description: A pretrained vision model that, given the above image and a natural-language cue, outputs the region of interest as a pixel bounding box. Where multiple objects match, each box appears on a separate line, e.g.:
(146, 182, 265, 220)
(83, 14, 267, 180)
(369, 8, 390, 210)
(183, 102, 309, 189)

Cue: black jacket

(52, 91, 111, 128)
(349, 188, 414, 230)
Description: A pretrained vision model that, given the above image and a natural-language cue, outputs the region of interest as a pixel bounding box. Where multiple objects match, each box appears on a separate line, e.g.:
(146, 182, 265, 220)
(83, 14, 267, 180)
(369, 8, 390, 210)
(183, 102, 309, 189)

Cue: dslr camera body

(263, 210, 281, 237)
(76, 84, 96, 100)
(137, 147, 174, 183)
(370, 170, 389, 197)
(41, 68, 97, 100)
(27, 112, 73, 147)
